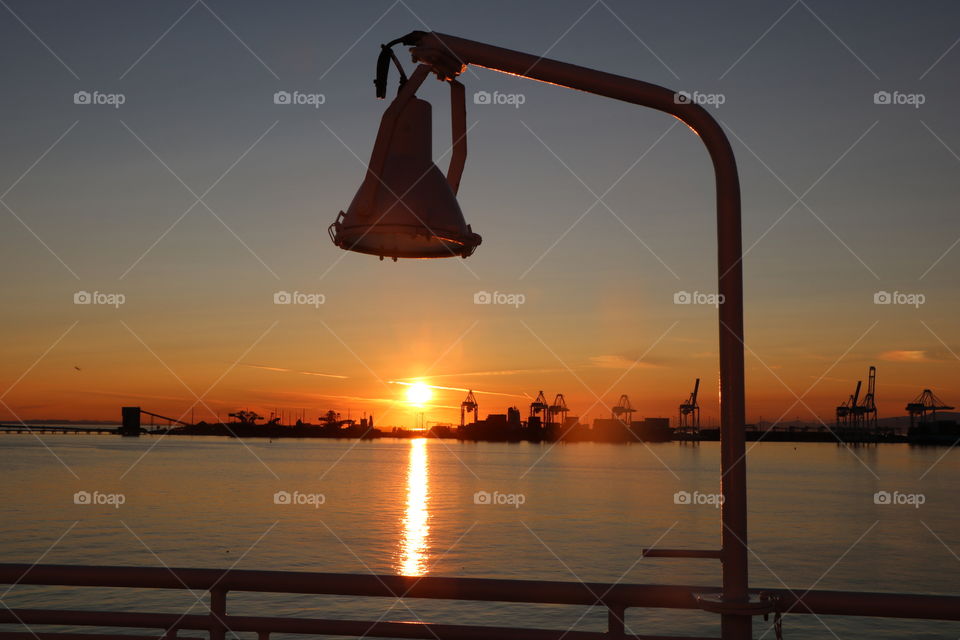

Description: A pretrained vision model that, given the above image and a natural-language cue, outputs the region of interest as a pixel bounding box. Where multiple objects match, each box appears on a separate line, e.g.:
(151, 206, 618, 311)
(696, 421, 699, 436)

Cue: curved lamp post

(330, 32, 751, 640)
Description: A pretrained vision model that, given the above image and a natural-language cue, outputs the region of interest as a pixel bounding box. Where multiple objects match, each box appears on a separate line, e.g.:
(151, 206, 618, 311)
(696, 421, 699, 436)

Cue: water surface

(1, 435, 957, 638)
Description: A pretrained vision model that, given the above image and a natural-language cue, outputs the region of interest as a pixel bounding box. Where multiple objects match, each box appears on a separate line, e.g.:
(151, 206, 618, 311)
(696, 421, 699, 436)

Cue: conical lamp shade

(330, 96, 481, 260)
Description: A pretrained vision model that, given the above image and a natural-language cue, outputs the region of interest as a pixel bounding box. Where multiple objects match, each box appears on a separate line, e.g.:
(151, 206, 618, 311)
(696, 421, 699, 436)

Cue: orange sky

(2, 297, 956, 427)
(2, 2, 959, 429)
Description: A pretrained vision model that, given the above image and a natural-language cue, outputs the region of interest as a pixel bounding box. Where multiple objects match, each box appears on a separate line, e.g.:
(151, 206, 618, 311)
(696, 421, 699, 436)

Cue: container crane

(460, 390, 478, 427)
(529, 391, 548, 420)
(612, 394, 634, 425)
(678, 378, 700, 430)
(906, 389, 954, 427)
(547, 393, 569, 425)
(855, 366, 878, 432)
(836, 380, 861, 429)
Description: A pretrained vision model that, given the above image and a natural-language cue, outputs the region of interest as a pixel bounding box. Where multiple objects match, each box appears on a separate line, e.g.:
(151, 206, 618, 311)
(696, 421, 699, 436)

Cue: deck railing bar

(0, 610, 719, 640)
(0, 634, 205, 640)
(1, 563, 959, 640)
(2, 564, 959, 620)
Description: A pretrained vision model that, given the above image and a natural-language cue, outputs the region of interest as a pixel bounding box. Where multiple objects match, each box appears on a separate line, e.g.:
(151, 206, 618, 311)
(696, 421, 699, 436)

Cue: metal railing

(1, 564, 959, 640)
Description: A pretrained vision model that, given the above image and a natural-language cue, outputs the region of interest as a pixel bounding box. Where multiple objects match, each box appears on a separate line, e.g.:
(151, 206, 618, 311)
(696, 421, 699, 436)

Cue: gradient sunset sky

(1, 1, 959, 427)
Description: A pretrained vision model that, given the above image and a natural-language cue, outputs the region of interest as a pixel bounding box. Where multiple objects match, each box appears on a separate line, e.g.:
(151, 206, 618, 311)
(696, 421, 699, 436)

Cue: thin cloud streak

(400, 367, 566, 380)
(241, 363, 349, 379)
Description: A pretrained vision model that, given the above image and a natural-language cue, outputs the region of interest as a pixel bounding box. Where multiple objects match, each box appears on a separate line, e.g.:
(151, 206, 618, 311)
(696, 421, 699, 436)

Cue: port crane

(853, 366, 878, 432)
(529, 391, 549, 420)
(836, 379, 861, 429)
(906, 389, 954, 427)
(611, 394, 635, 425)
(460, 390, 478, 427)
(836, 366, 878, 432)
(678, 378, 700, 431)
(546, 393, 569, 425)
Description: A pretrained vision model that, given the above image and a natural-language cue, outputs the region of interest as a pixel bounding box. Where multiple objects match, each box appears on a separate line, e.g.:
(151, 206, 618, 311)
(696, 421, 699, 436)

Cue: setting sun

(405, 382, 433, 406)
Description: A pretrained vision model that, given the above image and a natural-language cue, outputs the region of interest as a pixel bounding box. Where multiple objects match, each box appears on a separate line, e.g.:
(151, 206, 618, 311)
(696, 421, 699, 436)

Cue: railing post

(607, 603, 626, 637)
(209, 587, 227, 640)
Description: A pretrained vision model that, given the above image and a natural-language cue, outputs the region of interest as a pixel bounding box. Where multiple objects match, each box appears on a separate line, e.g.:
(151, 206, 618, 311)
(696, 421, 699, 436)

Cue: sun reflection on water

(398, 437, 430, 576)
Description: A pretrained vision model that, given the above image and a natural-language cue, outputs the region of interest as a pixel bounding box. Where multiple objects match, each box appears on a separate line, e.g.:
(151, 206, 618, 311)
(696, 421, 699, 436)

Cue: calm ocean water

(1, 435, 957, 638)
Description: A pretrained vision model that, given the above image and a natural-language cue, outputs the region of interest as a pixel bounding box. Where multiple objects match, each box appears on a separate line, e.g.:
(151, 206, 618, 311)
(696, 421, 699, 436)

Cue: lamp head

(329, 73, 480, 260)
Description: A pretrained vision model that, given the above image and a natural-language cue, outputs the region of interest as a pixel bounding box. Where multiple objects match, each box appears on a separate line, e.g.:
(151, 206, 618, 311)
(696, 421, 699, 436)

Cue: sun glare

(405, 382, 433, 406)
